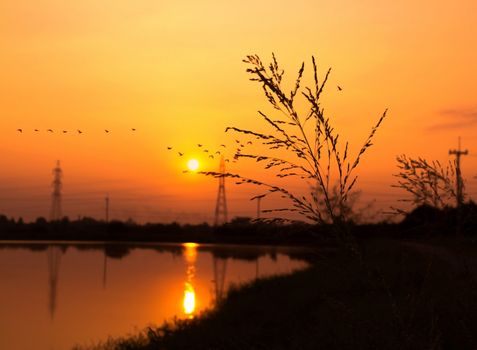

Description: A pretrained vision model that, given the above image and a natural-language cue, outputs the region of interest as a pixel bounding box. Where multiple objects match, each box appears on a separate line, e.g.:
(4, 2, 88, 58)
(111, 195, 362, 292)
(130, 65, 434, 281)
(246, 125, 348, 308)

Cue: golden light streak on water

(182, 242, 198, 317)
(183, 242, 198, 264)
(183, 282, 196, 316)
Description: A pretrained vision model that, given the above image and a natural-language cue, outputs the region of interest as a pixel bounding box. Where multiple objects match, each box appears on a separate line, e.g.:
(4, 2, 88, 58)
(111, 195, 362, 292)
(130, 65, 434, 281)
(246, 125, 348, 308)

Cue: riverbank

(74, 238, 477, 350)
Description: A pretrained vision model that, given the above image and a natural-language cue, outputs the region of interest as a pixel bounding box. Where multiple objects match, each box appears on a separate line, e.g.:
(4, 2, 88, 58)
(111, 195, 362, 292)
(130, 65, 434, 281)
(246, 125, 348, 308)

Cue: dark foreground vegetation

(74, 237, 477, 350)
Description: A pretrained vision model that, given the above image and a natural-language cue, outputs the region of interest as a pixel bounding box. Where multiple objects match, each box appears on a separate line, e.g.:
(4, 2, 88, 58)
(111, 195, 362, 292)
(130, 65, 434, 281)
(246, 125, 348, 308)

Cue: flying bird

(215, 151, 221, 155)
(167, 146, 172, 150)
(47, 129, 53, 132)
(220, 144, 226, 147)
(17, 129, 22, 133)
(131, 128, 136, 131)
(235, 140, 240, 144)
(62, 130, 68, 133)
(247, 141, 252, 145)
(105, 129, 110, 133)
(34, 129, 39, 132)
(337, 85, 342, 91)
(209, 155, 214, 159)
(197, 144, 202, 147)
(178, 152, 183, 156)
(77, 130, 82, 134)
(225, 159, 230, 162)
(204, 149, 209, 153)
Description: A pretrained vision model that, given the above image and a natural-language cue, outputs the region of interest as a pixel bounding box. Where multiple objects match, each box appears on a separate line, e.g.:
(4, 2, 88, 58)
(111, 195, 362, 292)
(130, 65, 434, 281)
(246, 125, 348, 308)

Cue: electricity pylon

(214, 156, 228, 226)
(50, 160, 62, 221)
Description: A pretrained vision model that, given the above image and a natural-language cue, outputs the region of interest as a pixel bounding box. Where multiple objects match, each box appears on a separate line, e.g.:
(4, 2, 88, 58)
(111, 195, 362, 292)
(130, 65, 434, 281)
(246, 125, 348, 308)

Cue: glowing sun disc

(187, 159, 199, 171)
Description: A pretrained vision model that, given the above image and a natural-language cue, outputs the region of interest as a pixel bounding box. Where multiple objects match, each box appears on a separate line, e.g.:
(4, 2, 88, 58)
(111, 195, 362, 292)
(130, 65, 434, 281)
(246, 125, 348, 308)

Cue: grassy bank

(74, 239, 477, 350)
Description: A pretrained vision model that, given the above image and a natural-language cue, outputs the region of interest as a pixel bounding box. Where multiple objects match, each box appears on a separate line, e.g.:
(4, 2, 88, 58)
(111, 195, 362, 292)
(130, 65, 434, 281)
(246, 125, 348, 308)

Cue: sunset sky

(1, 0, 477, 223)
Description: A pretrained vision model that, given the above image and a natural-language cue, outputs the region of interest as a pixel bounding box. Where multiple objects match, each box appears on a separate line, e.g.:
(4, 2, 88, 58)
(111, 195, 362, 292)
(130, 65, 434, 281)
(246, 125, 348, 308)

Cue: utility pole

(256, 197, 261, 219)
(449, 137, 468, 207)
(255, 196, 263, 219)
(105, 194, 110, 223)
(214, 156, 228, 226)
(50, 160, 62, 221)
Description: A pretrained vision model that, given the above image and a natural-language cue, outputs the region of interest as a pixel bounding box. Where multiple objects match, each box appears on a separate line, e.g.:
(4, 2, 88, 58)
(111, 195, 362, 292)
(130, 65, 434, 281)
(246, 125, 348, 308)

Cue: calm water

(0, 242, 308, 350)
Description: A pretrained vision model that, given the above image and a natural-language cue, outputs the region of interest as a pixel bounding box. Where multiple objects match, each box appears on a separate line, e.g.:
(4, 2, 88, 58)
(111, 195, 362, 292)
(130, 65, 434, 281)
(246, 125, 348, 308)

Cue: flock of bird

(16, 128, 136, 133)
(167, 139, 255, 162)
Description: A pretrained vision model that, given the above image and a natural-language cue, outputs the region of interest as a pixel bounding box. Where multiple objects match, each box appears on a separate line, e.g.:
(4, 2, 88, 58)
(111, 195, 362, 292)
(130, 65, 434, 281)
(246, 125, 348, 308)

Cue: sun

(187, 159, 200, 171)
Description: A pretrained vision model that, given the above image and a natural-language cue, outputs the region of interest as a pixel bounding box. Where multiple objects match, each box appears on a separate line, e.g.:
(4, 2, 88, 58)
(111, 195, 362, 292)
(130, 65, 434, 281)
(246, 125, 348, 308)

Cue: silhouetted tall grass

(200, 54, 387, 225)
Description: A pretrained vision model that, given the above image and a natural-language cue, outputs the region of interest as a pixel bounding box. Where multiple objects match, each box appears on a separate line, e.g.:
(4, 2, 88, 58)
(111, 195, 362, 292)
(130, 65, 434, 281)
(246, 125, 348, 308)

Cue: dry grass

(200, 54, 386, 225)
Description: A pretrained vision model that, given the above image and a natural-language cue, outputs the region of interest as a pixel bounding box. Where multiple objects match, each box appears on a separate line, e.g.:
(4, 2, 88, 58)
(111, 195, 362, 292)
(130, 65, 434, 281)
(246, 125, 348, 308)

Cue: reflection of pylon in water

(102, 252, 108, 289)
(213, 257, 227, 304)
(214, 156, 228, 226)
(48, 246, 62, 320)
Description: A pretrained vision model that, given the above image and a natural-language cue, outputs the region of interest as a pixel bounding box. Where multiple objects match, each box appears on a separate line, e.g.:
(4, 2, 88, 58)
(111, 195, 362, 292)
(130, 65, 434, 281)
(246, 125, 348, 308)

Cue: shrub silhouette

(392, 155, 458, 214)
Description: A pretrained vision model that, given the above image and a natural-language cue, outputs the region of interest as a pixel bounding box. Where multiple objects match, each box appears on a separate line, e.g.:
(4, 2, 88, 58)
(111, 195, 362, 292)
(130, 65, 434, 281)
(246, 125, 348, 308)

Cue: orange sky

(1, 0, 477, 223)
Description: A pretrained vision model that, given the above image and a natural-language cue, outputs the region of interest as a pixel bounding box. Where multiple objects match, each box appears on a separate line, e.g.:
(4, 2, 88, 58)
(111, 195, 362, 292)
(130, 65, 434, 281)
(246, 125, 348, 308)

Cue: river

(0, 241, 308, 350)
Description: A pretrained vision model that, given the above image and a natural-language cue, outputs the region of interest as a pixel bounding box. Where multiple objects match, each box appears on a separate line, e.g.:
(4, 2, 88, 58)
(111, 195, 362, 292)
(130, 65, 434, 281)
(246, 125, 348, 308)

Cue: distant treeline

(0, 202, 476, 243)
(0, 215, 318, 244)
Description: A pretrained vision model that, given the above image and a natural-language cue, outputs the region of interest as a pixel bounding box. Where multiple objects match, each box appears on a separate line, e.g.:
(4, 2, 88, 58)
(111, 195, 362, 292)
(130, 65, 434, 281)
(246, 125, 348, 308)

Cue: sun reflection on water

(182, 243, 198, 317)
(183, 282, 196, 315)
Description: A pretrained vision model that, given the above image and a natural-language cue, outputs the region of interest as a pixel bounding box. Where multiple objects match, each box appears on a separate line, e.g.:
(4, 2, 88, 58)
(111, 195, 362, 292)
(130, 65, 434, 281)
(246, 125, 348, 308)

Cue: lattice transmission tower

(50, 160, 63, 221)
(214, 156, 228, 226)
